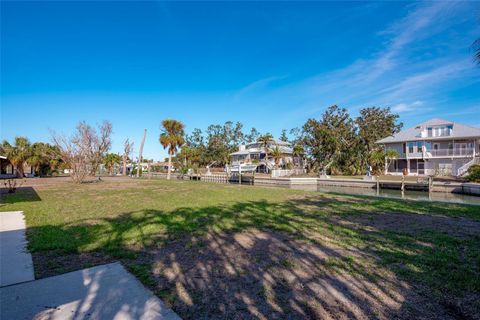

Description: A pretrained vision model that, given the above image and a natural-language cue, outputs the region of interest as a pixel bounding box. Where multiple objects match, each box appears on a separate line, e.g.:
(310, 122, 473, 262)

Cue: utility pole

(137, 129, 147, 178)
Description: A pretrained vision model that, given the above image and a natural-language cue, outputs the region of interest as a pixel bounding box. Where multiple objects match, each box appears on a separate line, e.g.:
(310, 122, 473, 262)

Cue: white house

(227, 138, 298, 174)
(376, 118, 480, 176)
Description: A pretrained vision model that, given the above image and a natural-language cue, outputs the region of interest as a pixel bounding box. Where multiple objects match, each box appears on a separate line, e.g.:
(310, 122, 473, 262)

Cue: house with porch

(376, 118, 480, 177)
(227, 139, 297, 174)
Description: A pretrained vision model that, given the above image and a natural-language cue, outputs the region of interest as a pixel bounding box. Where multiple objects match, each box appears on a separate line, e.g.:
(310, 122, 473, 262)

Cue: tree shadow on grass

(26, 196, 480, 320)
(0, 187, 41, 205)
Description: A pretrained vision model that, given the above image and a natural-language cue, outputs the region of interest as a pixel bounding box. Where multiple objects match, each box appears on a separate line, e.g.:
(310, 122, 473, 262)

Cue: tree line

(1, 105, 402, 182)
(1, 137, 63, 178)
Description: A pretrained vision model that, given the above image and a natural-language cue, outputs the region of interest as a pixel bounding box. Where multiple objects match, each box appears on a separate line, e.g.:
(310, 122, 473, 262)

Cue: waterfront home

(376, 118, 480, 176)
(227, 138, 296, 173)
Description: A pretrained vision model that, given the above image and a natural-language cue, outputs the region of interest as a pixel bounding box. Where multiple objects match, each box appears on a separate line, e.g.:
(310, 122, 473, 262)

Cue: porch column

(384, 157, 388, 175)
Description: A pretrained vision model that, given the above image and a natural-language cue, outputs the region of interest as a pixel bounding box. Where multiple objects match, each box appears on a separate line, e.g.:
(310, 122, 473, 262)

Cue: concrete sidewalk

(0, 211, 35, 287)
(0, 262, 181, 320)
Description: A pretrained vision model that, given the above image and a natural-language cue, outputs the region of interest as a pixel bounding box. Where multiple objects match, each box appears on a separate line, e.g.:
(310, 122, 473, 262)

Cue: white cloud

(219, 1, 477, 129)
(233, 75, 287, 102)
(392, 100, 424, 113)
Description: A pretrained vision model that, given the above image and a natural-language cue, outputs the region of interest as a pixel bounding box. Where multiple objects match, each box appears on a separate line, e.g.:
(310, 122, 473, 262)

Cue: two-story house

(376, 118, 480, 177)
(227, 138, 295, 173)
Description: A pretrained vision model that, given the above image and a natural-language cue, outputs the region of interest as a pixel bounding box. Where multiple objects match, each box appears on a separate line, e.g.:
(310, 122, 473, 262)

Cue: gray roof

(376, 118, 480, 144)
(270, 139, 290, 146)
(230, 145, 293, 156)
(230, 150, 250, 156)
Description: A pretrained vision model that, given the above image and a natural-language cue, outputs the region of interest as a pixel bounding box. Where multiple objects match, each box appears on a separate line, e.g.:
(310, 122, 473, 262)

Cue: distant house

(227, 139, 296, 173)
(0, 156, 15, 178)
(0, 156, 35, 178)
(376, 118, 480, 176)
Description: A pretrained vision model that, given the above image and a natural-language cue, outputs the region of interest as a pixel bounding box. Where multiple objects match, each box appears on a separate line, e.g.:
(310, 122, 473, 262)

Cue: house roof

(230, 150, 250, 156)
(270, 139, 290, 146)
(376, 118, 480, 144)
(229, 145, 293, 156)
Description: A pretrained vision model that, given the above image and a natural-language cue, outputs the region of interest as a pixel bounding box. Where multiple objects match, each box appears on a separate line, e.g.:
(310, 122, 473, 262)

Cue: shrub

(466, 164, 480, 182)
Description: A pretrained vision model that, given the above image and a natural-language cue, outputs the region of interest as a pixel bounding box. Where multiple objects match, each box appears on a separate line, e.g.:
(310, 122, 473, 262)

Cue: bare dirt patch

(149, 229, 460, 320)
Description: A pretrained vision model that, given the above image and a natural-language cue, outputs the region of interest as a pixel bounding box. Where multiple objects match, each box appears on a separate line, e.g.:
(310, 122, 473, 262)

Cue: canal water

(288, 184, 480, 206)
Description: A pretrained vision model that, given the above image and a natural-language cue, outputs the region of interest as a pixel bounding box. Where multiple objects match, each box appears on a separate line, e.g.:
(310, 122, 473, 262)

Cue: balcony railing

(425, 148, 474, 157)
(391, 148, 476, 159)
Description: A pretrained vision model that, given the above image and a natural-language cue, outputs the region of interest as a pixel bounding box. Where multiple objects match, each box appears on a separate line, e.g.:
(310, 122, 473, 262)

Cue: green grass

(1, 178, 479, 306)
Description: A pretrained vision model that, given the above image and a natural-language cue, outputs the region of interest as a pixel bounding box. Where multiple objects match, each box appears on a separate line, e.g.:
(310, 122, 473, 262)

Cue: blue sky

(1, 1, 479, 160)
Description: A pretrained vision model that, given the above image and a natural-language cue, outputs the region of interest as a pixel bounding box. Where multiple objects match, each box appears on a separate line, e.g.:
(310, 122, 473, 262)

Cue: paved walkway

(1, 262, 181, 320)
(0, 211, 35, 287)
(0, 211, 181, 319)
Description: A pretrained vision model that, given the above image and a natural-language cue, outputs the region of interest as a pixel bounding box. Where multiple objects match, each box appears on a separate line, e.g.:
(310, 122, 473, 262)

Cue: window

(417, 141, 423, 151)
(427, 127, 432, 137)
(408, 142, 414, 153)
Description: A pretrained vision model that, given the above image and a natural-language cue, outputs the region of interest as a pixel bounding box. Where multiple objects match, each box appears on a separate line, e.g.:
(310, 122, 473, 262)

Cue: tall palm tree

(293, 144, 304, 168)
(257, 133, 273, 165)
(269, 145, 283, 169)
(1, 137, 31, 177)
(160, 119, 185, 180)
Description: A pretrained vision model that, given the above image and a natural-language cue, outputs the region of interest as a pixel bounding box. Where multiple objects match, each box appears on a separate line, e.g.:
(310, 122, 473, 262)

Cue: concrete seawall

(254, 176, 480, 197)
(431, 182, 480, 196)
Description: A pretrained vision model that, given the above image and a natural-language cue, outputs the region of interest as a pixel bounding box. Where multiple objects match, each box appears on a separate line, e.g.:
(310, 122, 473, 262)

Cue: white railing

(225, 164, 258, 173)
(403, 148, 475, 158)
(457, 157, 480, 177)
(406, 152, 423, 158)
(426, 148, 474, 157)
(271, 169, 305, 177)
(261, 160, 275, 170)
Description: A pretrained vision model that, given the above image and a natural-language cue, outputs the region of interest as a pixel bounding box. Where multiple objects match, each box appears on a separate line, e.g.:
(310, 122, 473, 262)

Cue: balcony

(401, 148, 475, 159)
(425, 148, 474, 157)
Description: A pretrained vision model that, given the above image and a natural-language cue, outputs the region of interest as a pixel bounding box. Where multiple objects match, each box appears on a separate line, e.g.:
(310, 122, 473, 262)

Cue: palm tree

(28, 142, 48, 176)
(104, 153, 122, 175)
(1, 137, 31, 177)
(257, 133, 273, 165)
(371, 148, 398, 175)
(27, 142, 62, 177)
(160, 119, 185, 180)
(293, 144, 304, 168)
(269, 145, 283, 169)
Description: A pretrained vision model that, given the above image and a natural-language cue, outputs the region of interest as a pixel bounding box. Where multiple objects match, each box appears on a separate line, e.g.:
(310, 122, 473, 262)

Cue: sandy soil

(149, 229, 474, 320)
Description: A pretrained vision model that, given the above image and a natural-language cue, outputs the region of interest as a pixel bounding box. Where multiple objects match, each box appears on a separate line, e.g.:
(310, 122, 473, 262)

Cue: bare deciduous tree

(122, 138, 134, 176)
(88, 121, 113, 178)
(52, 120, 112, 183)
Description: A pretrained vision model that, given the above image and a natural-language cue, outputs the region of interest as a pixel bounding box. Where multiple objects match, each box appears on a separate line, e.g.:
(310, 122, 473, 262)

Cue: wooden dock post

(376, 178, 380, 195)
(401, 176, 405, 192)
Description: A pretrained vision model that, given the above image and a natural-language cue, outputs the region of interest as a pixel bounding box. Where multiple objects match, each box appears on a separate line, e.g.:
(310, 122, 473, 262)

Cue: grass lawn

(1, 177, 479, 319)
